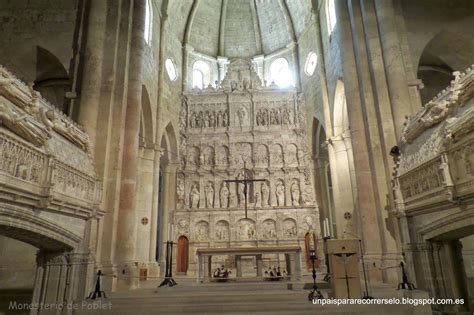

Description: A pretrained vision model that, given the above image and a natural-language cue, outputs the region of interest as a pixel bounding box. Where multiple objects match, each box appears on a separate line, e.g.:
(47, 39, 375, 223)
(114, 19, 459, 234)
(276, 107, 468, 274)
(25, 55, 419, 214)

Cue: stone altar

(172, 59, 320, 275)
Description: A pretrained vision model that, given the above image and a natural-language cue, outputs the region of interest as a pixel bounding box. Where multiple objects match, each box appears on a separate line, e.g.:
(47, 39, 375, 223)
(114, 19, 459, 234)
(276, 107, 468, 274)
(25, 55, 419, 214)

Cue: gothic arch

(159, 122, 178, 164)
(35, 46, 70, 114)
(140, 85, 154, 147)
(0, 206, 79, 251)
(417, 31, 474, 105)
(333, 80, 349, 136)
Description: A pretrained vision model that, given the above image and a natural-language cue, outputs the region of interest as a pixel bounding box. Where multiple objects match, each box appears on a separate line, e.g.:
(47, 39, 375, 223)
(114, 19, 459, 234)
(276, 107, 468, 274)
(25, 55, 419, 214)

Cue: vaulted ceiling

(166, 0, 313, 58)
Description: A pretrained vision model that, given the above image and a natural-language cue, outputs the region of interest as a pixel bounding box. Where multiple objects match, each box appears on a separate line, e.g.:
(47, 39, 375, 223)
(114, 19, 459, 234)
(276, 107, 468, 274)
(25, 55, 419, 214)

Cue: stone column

(197, 253, 202, 282)
(335, 0, 385, 282)
(374, 0, 415, 139)
(115, 0, 146, 278)
(149, 147, 163, 266)
(76, 0, 107, 149)
(329, 136, 357, 238)
(256, 254, 263, 277)
(236, 255, 242, 278)
(159, 163, 179, 269)
(295, 251, 302, 280)
(217, 56, 228, 83)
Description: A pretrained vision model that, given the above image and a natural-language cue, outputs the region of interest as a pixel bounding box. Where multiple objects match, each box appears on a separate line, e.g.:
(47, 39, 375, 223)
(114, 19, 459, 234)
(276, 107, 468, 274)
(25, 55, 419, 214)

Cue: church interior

(0, 0, 473, 314)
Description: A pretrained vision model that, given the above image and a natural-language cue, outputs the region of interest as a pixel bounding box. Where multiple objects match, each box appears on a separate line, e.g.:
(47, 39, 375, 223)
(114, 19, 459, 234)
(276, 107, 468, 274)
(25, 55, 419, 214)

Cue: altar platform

(196, 246, 302, 282)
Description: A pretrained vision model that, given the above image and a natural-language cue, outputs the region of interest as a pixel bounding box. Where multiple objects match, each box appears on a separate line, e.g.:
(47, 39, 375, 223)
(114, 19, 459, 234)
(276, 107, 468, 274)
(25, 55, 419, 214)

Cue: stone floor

(72, 275, 432, 315)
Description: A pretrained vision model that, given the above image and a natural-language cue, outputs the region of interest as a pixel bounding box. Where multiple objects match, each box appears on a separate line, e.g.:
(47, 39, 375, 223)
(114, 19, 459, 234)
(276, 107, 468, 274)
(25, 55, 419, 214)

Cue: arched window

(269, 58, 293, 88)
(144, 0, 152, 44)
(326, 0, 336, 35)
(192, 60, 211, 89)
(192, 69, 204, 89)
(165, 58, 178, 81)
(304, 52, 318, 76)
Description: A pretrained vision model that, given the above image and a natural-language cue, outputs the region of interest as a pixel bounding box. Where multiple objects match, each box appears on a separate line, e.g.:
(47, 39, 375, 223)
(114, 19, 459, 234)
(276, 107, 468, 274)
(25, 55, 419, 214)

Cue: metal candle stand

(358, 240, 373, 299)
(307, 247, 323, 301)
(323, 236, 331, 282)
(159, 241, 178, 287)
(87, 270, 107, 299)
(398, 261, 416, 290)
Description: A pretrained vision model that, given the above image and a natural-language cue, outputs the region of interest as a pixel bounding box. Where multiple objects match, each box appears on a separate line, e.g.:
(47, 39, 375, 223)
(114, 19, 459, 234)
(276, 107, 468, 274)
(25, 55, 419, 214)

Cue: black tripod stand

(358, 240, 373, 299)
(323, 236, 331, 282)
(87, 270, 107, 299)
(159, 241, 177, 287)
(398, 261, 415, 290)
(307, 247, 323, 301)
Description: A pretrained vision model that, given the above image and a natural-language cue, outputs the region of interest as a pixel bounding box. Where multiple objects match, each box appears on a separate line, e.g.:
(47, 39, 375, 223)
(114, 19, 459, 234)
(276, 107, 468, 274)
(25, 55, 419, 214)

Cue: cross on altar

(224, 174, 266, 219)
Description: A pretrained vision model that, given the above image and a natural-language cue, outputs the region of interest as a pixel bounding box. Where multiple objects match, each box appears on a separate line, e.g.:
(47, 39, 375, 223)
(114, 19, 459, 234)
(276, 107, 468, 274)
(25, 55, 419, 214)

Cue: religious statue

(190, 184, 200, 208)
(220, 184, 229, 208)
(254, 185, 262, 208)
(261, 182, 269, 207)
(290, 182, 300, 206)
(176, 177, 185, 208)
(205, 183, 214, 208)
(217, 111, 223, 127)
(276, 182, 285, 206)
(229, 190, 237, 208)
(237, 172, 246, 206)
(301, 186, 313, 205)
(237, 106, 247, 127)
(197, 222, 209, 241)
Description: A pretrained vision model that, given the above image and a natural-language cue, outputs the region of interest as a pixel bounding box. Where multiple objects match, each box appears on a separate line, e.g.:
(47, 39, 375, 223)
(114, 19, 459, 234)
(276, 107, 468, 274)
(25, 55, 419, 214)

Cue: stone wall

(0, 0, 77, 82)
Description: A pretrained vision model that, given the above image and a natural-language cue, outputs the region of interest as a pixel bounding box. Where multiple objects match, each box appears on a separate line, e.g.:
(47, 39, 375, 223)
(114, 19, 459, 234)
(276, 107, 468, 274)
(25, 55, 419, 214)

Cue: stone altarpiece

(173, 59, 320, 275)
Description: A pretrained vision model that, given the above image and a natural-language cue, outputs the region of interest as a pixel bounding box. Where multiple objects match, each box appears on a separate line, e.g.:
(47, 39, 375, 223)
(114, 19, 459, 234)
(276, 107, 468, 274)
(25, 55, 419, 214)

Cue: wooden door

(176, 235, 189, 274)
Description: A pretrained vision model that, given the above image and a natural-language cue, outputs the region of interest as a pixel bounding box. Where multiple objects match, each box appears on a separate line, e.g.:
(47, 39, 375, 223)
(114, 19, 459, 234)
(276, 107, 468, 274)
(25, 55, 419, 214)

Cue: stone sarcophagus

(393, 65, 474, 313)
(173, 59, 320, 275)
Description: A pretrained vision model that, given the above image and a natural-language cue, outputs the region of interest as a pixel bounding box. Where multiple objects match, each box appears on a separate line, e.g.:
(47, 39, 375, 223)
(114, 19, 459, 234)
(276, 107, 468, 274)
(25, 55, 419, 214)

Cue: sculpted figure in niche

(262, 220, 276, 239)
(222, 111, 229, 127)
(254, 184, 262, 208)
(217, 111, 223, 127)
(237, 173, 245, 207)
(237, 106, 247, 127)
(261, 182, 269, 207)
(290, 182, 300, 206)
(276, 182, 285, 206)
(190, 184, 200, 208)
(284, 220, 297, 238)
(189, 111, 196, 128)
(220, 184, 229, 208)
(177, 219, 189, 235)
(229, 189, 237, 208)
(205, 183, 214, 208)
(204, 111, 210, 128)
(196, 222, 209, 241)
(272, 147, 283, 165)
(301, 186, 313, 205)
(209, 111, 216, 128)
(216, 222, 229, 240)
(176, 177, 185, 208)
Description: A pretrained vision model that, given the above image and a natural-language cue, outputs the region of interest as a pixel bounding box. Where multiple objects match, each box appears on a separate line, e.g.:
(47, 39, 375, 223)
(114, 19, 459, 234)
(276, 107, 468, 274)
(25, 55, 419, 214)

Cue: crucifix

(224, 172, 266, 219)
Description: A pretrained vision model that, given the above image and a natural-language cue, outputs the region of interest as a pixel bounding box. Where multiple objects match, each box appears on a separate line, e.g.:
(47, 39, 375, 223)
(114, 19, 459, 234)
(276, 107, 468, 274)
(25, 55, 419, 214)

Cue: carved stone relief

(172, 59, 319, 251)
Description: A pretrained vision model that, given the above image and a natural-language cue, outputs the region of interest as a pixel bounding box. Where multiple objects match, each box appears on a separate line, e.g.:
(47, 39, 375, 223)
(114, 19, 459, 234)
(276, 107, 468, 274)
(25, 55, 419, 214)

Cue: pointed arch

(333, 80, 348, 136)
(140, 85, 155, 147)
(34, 46, 70, 114)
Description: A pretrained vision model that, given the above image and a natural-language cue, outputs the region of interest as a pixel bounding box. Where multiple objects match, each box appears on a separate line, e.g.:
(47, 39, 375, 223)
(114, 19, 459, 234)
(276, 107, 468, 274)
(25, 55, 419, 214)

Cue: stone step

(76, 298, 415, 315)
